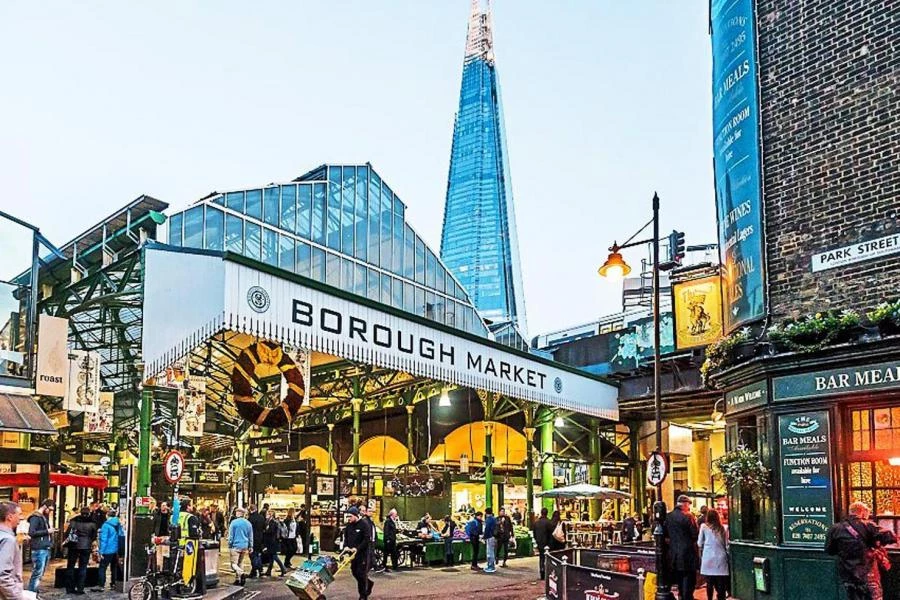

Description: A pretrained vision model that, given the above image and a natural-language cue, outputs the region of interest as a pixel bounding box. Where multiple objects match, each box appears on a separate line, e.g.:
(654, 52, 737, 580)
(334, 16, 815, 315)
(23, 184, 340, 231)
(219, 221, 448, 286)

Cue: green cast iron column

(541, 416, 555, 512)
(351, 397, 362, 466)
(480, 391, 495, 512)
(524, 426, 535, 523)
(326, 424, 334, 474)
(136, 388, 153, 514)
(406, 405, 415, 464)
(589, 418, 602, 520)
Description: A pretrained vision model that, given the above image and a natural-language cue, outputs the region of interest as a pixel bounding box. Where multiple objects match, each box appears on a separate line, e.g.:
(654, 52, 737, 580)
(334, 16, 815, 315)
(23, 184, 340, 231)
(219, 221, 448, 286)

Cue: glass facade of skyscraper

(441, 2, 527, 334)
(167, 164, 489, 337)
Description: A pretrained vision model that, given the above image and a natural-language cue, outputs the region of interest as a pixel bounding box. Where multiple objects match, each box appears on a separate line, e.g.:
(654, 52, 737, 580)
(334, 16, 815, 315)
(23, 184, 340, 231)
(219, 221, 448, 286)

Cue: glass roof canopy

(166, 163, 490, 340)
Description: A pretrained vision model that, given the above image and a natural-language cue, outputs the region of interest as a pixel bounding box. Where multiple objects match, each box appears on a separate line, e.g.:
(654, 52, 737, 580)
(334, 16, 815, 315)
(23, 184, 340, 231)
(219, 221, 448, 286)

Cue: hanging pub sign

(711, 0, 767, 332)
(85, 391, 114, 434)
(65, 350, 100, 413)
(672, 275, 724, 350)
(36, 314, 69, 397)
(646, 451, 669, 487)
(779, 410, 834, 546)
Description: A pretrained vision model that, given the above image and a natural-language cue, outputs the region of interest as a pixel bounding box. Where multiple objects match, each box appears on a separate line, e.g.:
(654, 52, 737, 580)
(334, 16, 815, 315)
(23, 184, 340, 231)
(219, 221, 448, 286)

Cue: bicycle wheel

(129, 578, 152, 600)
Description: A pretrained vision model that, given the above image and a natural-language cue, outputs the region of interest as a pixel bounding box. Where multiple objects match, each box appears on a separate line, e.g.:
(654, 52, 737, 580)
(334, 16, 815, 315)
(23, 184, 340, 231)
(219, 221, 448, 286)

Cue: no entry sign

(163, 450, 185, 484)
(646, 451, 669, 487)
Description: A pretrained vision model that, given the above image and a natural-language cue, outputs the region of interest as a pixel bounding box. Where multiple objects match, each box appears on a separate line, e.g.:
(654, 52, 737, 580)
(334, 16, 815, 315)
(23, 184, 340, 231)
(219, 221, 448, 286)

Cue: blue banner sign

(711, 0, 766, 332)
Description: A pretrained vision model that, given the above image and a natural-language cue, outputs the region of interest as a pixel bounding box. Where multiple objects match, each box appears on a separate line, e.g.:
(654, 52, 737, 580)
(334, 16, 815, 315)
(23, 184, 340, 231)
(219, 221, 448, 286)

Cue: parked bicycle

(129, 537, 180, 600)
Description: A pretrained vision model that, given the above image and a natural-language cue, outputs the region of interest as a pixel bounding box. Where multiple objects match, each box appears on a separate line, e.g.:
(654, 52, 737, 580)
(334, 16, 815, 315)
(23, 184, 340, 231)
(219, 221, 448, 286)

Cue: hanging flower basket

(766, 309, 860, 352)
(868, 299, 900, 337)
(713, 447, 770, 501)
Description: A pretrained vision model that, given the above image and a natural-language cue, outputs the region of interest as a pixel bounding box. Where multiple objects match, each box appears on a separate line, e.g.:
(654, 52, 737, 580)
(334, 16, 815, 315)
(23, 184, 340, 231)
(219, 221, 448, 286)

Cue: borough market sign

(773, 360, 900, 401)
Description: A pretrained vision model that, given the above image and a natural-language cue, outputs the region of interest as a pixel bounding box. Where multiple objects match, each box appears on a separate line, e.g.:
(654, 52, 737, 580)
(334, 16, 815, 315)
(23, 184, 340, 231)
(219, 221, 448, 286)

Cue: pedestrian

(0, 501, 23, 600)
(665, 495, 700, 600)
(200, 507, 213, 539)
(228, 507, 253, 586)
(210, 504, 226, 542)
(496, 507, 513, 567)
(622, 513, 637, 543)
(511, 507, 523, 526)
(262, 510, 287, 577)
(383, 508, 400, 572)
(247, 504, 266, 578)
(483, 508, 497, 573)
(296, 509, 308, 556)
(64, 507, 97, 595)
(26, 499, 54, 594)
(344, 507, 373, 600)
(532, 507, 553, 580)
(825, 501, 897, 600)
(698, 509, 729, 600)
(465, 511, 483, 571)
(282, 508, 298, 569)
(89, 501, 107, 530)
(549, 510, 566, 551)
(151, 501, 171, 570)
(440, 514, 456, 566)
(95, 509, 122, 591)
(698, 505, 709, 526)
(359, 504, 377, 571)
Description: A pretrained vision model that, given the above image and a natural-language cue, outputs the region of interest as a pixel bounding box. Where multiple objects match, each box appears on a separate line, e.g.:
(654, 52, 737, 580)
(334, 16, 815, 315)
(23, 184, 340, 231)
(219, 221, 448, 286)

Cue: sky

(0, 1, 714, 337)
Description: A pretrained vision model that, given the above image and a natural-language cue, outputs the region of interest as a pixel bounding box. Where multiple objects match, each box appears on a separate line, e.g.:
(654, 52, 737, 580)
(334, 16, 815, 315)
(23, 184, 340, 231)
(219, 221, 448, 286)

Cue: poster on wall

(85, 391, 114, 434)
(779, 410, 834, 546)
(608, 314, 675, 370)
(36, 314, 69, 396)
(178, 378, 206, 438)
(673, 275, 724, 350)
(65, 350, 100, 413)
(711, 0, 766, 332)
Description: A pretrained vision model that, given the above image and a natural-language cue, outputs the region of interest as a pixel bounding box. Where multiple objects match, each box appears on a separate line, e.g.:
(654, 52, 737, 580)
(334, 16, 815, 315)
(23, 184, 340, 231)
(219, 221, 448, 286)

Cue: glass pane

(392, 276, 403, 308)
(850, 462, 872, 488)
(245, 190, 262, 220)
(354, 263, 366, 297)
(279, 235, 295, 272)
(426, 250, 437, 289)
(404, 282, 415, 313)
(312, 183, 326, 245)
(876, 489, 900, 516)
(852, 489, 874, 509)
(355, 166, 368, 261)
(404, 225, 415, 280)
(212, 195, 224, 206)
(341, 166, 355, 255)
(245, 222, 261, 261)
(225, 214, 243, 253)
(226, 191, 244, 212)
(204, 206, 224, 251)
(326, 252, 340, 287)
(263, 187, 279, 226)
(297, 184, 312, 239)
(393, 214, 403, 274)
(280, 185, 297, 233)
(380, 185, 392, 271)
(367, 268, 379, 301)
(311, 247, 325, 281)
(393, 195, 404, 217)
(341, 258, 353, 291)
(380, 273, 392, 305)
(169, 212, 183, 246)
(436, 266, 446, 294)
(327, 168, 341, 250)
(368, 173, 381, 267)
(415, 287, 426, 317)
(415, 236, 425, 285)
(426, 291, 437, 321)
(296, 242, 311, 277)
(875, 461, 900, 487)
(262, 228, 278, 266)
(183, 206, 203, 248)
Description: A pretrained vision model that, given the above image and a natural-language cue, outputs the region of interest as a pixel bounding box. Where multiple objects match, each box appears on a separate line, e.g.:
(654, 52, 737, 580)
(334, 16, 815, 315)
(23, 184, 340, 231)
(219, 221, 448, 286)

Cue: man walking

(483, 508, 497, 573)
(532, 508, 553, 580)
(65, 507, 97, 595)
(0, 502, 23, 600)
(496, 507, 513, 567)
(665, 495, 700, 600)
(247, 504, 266, 578)
(465, 512, 483, 571)
(26, 499, 54, 594)
(825, 501, 897, 600)
(344, 507, 373, 600)
(383, 508, 399, 572)
(95, 509, 123, 591)
(228, 507, 253, 586)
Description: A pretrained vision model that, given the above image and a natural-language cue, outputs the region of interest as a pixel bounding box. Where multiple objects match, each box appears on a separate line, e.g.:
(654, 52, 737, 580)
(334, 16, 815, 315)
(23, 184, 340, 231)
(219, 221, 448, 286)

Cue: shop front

(719, 346, 900, 600)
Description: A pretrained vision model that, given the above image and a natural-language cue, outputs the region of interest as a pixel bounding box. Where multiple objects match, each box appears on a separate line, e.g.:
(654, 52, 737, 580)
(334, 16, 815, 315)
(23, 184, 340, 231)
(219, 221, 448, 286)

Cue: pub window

(726, 416, 761, 540)
(848, 407, 900, 536)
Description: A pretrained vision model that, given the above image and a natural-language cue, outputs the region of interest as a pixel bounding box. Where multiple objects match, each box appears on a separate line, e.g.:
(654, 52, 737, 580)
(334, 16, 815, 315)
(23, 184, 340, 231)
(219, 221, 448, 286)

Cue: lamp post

(598, 192, 673, 600)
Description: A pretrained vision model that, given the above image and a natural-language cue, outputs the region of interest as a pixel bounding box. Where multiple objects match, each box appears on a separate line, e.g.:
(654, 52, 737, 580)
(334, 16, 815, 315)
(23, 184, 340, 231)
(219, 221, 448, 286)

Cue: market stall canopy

(535, 483, 632, 500)
(0, 472, 108, 490)
(141, 245, 619, 420)
(0, 392, 56, 435)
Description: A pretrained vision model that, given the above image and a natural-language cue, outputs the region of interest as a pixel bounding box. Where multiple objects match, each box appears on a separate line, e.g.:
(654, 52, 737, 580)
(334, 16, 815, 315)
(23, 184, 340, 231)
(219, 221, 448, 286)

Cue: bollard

(561, 555, 569, 600)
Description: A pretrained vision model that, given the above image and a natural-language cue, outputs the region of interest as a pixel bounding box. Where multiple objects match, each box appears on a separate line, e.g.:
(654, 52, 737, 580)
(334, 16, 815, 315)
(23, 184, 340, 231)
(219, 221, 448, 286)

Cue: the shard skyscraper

(440, 0, 528, 344)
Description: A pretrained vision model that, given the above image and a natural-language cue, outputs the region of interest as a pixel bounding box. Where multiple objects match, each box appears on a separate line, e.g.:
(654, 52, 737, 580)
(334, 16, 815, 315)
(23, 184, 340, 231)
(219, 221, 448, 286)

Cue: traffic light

(669, 230, 686, 263)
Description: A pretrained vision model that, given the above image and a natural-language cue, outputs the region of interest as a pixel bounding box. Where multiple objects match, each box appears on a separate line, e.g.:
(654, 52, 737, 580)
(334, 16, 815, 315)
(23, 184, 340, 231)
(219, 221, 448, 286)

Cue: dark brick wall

(757, 0, 900, 318)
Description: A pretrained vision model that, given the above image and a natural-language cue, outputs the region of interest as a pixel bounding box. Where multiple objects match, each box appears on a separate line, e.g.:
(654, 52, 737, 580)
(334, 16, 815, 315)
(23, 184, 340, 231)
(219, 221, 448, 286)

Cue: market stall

(536, 484, 631, 549)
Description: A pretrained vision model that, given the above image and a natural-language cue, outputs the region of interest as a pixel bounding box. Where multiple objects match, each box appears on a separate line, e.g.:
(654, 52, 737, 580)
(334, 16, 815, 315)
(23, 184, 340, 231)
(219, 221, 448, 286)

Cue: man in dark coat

(247, 504, 266, 578)
(344, 507, 373, 600)
(825, 501, 897, 600)
(496, 507, 514, 567)
(383, 508, 399, 572)
(532, 507, 554, 580)
(665, 495, 700, 600)
(65, 507, 98, 594)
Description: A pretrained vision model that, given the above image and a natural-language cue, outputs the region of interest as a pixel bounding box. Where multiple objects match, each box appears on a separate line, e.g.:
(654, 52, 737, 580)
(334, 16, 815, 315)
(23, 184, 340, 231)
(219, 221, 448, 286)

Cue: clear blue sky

(0, 1, 714, 336)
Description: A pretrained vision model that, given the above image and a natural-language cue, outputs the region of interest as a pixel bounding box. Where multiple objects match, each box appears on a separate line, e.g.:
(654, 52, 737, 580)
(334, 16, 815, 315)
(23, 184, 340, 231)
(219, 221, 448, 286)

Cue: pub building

(703, 0, 900, 598)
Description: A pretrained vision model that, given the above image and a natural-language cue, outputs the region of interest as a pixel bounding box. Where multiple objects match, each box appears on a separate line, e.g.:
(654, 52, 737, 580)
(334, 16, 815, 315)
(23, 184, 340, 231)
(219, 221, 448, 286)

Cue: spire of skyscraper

(441, 0, 528, 339)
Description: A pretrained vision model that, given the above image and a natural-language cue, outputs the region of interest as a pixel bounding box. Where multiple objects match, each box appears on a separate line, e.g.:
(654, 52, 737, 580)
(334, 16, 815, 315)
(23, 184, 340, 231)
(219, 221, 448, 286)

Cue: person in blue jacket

(95, 510, 122, 590)
(465, 512, 484, 571)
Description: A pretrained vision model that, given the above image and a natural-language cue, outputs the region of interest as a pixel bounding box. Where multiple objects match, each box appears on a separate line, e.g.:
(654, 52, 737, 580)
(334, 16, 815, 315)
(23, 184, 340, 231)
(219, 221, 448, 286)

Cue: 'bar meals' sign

(774, 360, 900, 401)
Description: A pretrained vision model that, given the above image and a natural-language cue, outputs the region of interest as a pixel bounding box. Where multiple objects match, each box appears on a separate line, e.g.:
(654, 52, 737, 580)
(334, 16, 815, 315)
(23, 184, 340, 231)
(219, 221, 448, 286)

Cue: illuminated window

(849, 408, 900, 535)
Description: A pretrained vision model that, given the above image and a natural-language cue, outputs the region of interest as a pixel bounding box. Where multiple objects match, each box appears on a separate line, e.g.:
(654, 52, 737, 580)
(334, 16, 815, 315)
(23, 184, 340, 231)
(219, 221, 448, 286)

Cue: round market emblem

(553, 377, 563, 394)
(231, 341, 305, 429)
(788, 416, 820, 435)
(246, 286, 270, 313)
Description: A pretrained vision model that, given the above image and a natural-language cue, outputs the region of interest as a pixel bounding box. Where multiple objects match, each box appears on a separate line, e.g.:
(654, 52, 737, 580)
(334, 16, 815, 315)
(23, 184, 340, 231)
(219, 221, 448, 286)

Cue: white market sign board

(811, 232, 900, 272)
(142, 246, 618, 420)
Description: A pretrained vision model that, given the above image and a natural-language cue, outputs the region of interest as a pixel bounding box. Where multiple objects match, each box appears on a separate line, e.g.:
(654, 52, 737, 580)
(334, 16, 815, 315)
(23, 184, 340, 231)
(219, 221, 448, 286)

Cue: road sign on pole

(163, 450, 185, 484)
(646, 451, 669, 487)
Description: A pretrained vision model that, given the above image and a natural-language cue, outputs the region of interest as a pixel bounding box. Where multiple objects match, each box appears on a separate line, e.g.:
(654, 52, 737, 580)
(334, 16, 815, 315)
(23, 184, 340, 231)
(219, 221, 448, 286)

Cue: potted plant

(867, 299, 900, 337)
(713, 446, 771, 501)
(767, 309, 861, 352)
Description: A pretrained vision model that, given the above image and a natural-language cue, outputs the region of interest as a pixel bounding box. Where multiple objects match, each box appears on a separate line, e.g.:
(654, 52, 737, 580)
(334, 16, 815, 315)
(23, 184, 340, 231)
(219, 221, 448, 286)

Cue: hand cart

(285, 548, 357, 600)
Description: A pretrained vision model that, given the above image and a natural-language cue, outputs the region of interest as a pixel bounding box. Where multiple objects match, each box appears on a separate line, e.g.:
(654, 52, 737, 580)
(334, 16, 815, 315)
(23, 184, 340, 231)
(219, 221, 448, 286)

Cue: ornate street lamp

(598, 192, 674, 600)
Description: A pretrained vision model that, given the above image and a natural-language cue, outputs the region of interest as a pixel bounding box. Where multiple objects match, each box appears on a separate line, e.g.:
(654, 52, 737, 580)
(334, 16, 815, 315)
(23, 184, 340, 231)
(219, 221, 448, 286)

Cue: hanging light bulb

(439, 388, 451, 407)
(554, 416, 564, 428)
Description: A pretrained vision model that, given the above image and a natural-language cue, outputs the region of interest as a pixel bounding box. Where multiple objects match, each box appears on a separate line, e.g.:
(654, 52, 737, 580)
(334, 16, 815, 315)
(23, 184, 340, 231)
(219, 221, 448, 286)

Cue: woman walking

(697, 509, 729, 600)
(262, 510, 287, 577)
(282, 509, 298, 569)
(549, 510, 566, 552)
